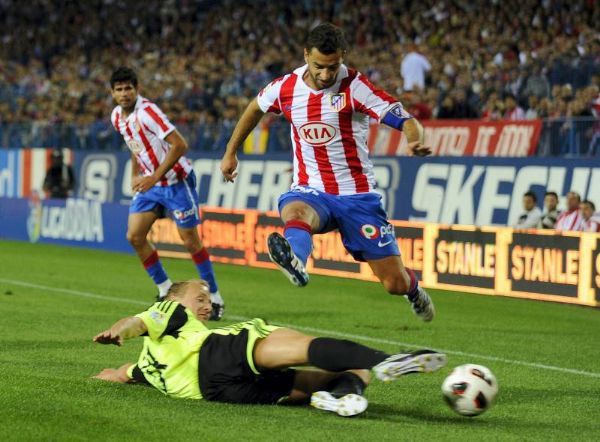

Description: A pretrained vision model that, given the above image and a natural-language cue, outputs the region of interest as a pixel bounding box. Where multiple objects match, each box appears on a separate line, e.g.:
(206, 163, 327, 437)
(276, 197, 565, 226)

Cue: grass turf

(1, 240, 599, 441)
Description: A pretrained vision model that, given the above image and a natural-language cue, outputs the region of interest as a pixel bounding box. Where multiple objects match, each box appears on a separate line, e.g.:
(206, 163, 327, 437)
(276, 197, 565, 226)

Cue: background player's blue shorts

(278, 186, 400, 262)
(130, 171, 200, 229)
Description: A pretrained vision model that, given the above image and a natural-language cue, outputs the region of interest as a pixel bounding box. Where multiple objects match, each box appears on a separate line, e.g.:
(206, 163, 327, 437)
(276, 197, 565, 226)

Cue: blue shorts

(278, 186, 400, 262)
(130, 171, 200, 229)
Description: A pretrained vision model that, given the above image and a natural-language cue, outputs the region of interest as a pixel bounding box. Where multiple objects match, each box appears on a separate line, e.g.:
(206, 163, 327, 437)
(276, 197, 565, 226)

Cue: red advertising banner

(368, 120, 542, 157)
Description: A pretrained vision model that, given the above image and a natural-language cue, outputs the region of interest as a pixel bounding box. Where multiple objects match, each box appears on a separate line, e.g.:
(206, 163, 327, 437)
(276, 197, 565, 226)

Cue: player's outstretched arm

(403, 118, 431, 157)
(93, 363, 134, 383)
(93, 316, 148, 346)
(220, 98, 265, 182)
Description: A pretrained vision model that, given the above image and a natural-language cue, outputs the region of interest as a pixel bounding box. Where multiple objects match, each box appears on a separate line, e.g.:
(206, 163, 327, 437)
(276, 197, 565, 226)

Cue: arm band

(380, 104, 413, 130)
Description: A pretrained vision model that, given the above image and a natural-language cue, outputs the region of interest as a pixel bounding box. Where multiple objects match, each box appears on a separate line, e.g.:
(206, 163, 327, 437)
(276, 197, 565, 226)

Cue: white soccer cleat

(209, 291, 224, 321)
(407, 287, 435, 322)
(267, 232, 309, 287)
(373, 350, 448, 382)
(310, 391, 368, 417)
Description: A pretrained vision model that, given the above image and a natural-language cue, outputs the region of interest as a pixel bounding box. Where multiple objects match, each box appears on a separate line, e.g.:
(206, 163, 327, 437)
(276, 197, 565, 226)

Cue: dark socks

(307, 337, 390, 372)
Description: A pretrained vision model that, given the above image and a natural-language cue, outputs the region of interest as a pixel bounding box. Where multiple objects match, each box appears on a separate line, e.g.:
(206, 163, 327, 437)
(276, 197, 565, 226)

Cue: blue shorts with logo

(278, 186, 400, 262)
(130, 171, 200, 229)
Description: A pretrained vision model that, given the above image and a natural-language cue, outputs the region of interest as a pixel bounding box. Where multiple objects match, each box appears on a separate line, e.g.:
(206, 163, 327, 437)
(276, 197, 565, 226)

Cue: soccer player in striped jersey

(93, 279, 447, 416)
(220, 23, 435, 322)
(110, 67, 224, 320)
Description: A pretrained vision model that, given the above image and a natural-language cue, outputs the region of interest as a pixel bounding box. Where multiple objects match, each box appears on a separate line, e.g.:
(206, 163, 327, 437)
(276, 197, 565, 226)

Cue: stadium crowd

(0, 0, 599, 150)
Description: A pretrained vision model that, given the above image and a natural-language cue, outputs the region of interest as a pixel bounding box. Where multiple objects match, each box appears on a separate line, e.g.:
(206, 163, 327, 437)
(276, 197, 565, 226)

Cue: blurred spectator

(400, 43, 431, 92)
(0, 0, 597, 135)
(513, 191, 542, 229)
(504, 94, 525, 120)
(555, 191, 583, 231)
(43, 149, 75, 198)
(579, 200, 600, 232)
(538, 191, 561, 229)
(437, 89, 478, 119)
(401, 91, 432, 120)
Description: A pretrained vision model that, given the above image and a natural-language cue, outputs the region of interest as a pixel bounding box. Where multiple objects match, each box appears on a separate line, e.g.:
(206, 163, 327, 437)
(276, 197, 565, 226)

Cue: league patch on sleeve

(150, 310, 167, 324)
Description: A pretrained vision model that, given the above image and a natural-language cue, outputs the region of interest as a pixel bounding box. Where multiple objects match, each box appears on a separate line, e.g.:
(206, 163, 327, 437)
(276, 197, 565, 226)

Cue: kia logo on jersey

(298, 122, 337, 145)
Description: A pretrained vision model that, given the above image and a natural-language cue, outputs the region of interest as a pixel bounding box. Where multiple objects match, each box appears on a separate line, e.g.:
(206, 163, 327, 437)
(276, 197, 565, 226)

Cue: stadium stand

(0, 0, 598, 153)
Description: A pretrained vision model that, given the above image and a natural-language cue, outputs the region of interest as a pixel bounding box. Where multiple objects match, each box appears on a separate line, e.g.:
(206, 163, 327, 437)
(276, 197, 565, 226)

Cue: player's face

(111, 81, 138, 111)
(544, 195, 558, 211)
(304, 48, 344, 90)
(523, 196, 535, 211)
(179, 282, 213, 321)
(581, 203, 593, 220)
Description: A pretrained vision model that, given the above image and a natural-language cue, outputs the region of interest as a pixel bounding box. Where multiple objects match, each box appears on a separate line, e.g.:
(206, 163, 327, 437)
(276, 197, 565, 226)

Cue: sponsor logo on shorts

(172, 207, 196, 220)
(298, 122, 337, 145)
(361, 224, 380, 239)
(361, 223, 395, 241)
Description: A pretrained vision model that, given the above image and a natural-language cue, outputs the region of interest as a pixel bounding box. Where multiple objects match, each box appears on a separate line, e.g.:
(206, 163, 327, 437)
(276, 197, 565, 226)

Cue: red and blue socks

(143, 250, 172, 297)
(191, 248, 218, 294)
(283, 220, 313, 265)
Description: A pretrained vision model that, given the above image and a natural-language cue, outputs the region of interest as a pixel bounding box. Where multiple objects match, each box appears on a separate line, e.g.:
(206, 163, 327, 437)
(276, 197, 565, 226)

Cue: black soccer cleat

(267, 232, 309, 287)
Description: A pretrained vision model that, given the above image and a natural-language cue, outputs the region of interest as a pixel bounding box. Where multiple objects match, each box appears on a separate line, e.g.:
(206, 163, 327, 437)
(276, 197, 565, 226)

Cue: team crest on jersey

(126, 139, 144, 154)
(329, 93, 347, 112)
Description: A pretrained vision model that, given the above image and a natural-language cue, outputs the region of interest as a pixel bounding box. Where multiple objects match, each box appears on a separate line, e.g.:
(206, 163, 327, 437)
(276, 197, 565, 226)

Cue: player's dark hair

(305, 22, 347, 54)
(545, 191, 558, 199)
(524, 191, 537, 203)
(582, 200, 595, 211)
(110, 67, 138, 88)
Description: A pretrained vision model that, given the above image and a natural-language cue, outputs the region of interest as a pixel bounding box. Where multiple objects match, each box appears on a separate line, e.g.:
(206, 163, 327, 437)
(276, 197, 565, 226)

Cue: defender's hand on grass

(93, 330, 123, 346)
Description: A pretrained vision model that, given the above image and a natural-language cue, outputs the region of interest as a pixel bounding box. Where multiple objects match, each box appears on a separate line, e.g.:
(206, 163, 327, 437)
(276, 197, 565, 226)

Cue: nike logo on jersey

(378, 239, 394, 247)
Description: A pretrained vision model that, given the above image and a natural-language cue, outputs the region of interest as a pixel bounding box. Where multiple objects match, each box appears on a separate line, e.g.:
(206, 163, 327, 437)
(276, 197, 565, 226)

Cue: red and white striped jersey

(111, 95, 192, 186)
(555, 209, 583, 231)
(257, 64, 411, 195)
(579, 217, 600, 232)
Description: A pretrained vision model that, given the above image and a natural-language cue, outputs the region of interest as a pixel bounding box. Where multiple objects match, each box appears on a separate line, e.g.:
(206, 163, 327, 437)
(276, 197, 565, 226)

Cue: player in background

(93, 279, 447, 417)
(110, 67, 224, 320)
(555, 191, 583, 231)
(220, 23, 435, 321)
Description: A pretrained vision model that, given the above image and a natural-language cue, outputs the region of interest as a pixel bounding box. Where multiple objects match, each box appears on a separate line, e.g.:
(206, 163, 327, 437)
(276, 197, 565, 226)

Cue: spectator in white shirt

(555, 191, 583, 231)
(513, 191, 542, 228)
(579, 200, 600, 232)
(401, 43, 431, 91)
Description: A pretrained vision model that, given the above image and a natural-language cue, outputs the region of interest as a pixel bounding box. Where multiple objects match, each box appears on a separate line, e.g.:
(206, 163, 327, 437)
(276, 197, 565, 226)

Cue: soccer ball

(441, 364, 498, 416)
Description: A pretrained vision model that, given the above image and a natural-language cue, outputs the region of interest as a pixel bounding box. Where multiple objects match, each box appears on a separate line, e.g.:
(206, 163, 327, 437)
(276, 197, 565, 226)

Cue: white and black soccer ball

(441, 364, 498, 416)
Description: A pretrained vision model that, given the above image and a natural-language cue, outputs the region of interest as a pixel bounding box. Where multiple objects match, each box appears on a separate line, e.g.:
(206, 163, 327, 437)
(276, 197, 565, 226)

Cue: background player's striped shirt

(555, 209, 583, 231)
(111, 95, 192, 186)
(257, 65, 412, 195)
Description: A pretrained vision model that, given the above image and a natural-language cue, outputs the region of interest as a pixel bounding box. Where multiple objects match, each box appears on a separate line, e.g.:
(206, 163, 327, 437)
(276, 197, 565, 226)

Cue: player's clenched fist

(220, 154, 239, 182)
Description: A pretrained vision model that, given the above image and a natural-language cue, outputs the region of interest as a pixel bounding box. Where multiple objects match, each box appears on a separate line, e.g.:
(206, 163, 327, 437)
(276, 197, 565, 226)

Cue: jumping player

(110, 67, 224, 320)
(93, 279, 447, 416)
(220, 23, 434, 321)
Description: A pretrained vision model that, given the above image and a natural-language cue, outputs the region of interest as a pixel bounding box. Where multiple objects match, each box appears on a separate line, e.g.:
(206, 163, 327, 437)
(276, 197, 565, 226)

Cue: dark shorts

(198, 328, 296, 405)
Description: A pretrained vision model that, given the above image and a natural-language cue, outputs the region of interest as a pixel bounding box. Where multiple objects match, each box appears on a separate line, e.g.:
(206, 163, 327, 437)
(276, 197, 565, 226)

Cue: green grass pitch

(1, 240, 599, 441)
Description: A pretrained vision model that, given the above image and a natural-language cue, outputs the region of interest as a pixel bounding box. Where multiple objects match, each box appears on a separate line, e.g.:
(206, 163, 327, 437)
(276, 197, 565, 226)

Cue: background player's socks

(284, 220, 313, 265)
(191, 248, 219, 294)
(308, 337, 390, 371)
(404, 268, 419, 301)
(143, 250, 172, 297)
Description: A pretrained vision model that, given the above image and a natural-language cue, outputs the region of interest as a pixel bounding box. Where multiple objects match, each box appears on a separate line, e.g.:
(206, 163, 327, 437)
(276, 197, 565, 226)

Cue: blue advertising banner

(2, 148, 600, 226)
(0, 196, 131, 252)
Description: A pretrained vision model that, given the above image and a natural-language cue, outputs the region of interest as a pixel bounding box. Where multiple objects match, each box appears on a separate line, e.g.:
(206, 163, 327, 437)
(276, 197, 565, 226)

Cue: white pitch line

(2, 277, 600, 379)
